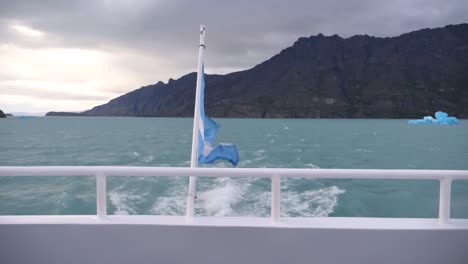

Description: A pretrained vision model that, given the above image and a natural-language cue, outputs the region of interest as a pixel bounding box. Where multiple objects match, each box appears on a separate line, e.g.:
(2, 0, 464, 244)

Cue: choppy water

(1, 117, 467, 218)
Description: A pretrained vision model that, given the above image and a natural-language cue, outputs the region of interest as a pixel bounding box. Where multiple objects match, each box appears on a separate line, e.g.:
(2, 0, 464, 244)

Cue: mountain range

(46, 24, 468, 118)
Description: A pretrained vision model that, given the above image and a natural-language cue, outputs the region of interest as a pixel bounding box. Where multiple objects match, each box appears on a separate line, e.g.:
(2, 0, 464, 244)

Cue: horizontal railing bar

(0, 166, 468, 180)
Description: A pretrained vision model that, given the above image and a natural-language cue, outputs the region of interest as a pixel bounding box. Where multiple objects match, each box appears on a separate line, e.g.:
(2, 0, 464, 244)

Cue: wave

(130, 151, 154, 163)
(280, 186, 345, 217)
(355, 148, 373, 153)
(254, 149, 266, 155)
(142, 155, 154, 163)
(305, 163, 320, 169)
(150, 180, 187, 215)
(197, 178, 249, 216)
(109, 188, 146, 215)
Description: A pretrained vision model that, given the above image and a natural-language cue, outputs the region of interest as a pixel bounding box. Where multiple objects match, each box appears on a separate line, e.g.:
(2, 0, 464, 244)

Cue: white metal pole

(438, 177, 452, 224)
(96, 173, 107, 218)
(186, 25, 206, 218)
(271, 175, 281, 224)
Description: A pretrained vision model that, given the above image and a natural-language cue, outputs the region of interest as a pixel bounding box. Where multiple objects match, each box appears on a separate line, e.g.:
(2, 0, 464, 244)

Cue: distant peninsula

(0, 110, 6, 118)
(46, 112, 82, 117)
(47, 24, 468, 119)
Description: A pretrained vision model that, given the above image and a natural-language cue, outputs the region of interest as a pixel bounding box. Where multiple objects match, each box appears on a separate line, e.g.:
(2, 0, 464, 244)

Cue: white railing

(1, 166, 468, 224)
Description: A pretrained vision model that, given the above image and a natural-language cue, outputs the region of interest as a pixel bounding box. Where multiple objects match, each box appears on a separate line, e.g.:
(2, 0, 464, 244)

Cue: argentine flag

(197, 65, 239, 166)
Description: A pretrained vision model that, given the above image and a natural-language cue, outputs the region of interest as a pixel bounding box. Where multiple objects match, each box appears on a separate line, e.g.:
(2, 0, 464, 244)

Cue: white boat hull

(1, 216, 467, 264)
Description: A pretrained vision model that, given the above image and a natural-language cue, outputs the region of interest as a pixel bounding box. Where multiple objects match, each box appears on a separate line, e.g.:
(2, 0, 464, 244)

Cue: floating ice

(408, 111, 459, 125)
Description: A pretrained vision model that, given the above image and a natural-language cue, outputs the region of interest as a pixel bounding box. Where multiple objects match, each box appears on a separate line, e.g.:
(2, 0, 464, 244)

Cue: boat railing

(1, 166, 467, 224)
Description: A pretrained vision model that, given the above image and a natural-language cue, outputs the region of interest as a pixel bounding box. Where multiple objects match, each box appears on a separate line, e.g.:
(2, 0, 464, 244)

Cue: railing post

(96, 173, 107, 218)
(271, 175, 281, 224)
(186, 176, 196, 219)
(438, 177, 452, 224)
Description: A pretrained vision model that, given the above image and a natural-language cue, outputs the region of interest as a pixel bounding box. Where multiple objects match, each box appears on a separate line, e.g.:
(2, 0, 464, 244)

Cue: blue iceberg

(408, 111, 459, 125)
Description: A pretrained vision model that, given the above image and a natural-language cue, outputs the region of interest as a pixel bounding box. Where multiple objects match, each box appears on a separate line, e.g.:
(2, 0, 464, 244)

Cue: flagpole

(186, 25, 206, 218)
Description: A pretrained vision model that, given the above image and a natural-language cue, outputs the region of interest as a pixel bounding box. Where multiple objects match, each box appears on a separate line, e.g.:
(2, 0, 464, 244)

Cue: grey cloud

(1, 86, 114, 101)
(2, 0, 467, 73)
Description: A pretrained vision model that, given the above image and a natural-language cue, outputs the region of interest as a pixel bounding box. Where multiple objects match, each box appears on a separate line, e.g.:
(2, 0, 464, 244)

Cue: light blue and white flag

(197, 65, 239, 166)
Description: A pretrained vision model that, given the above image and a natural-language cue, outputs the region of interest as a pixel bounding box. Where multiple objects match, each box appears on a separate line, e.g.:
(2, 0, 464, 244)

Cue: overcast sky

(1, 0, 467, 113)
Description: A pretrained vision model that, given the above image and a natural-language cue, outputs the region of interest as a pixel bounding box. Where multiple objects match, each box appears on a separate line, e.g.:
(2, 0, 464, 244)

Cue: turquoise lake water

(1, 117, 467, 218)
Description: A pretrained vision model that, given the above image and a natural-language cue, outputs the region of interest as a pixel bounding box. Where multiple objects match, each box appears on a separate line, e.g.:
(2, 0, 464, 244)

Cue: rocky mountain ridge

(47, 24, 468, 118)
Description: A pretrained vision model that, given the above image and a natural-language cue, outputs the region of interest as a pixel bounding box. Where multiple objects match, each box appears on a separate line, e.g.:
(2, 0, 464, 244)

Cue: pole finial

(199, 25, 206, 46)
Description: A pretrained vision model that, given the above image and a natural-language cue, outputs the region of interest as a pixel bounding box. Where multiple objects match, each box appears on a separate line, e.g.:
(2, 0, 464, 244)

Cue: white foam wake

(193, 178, 345, 217)
(197, 178, 249, 216)
(109, 188, 146, 215)
(130, 151, 154, 163)
(122, 177, 346, 217)
(280, 186, 345, 217)
(150, 180, 187, 215)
